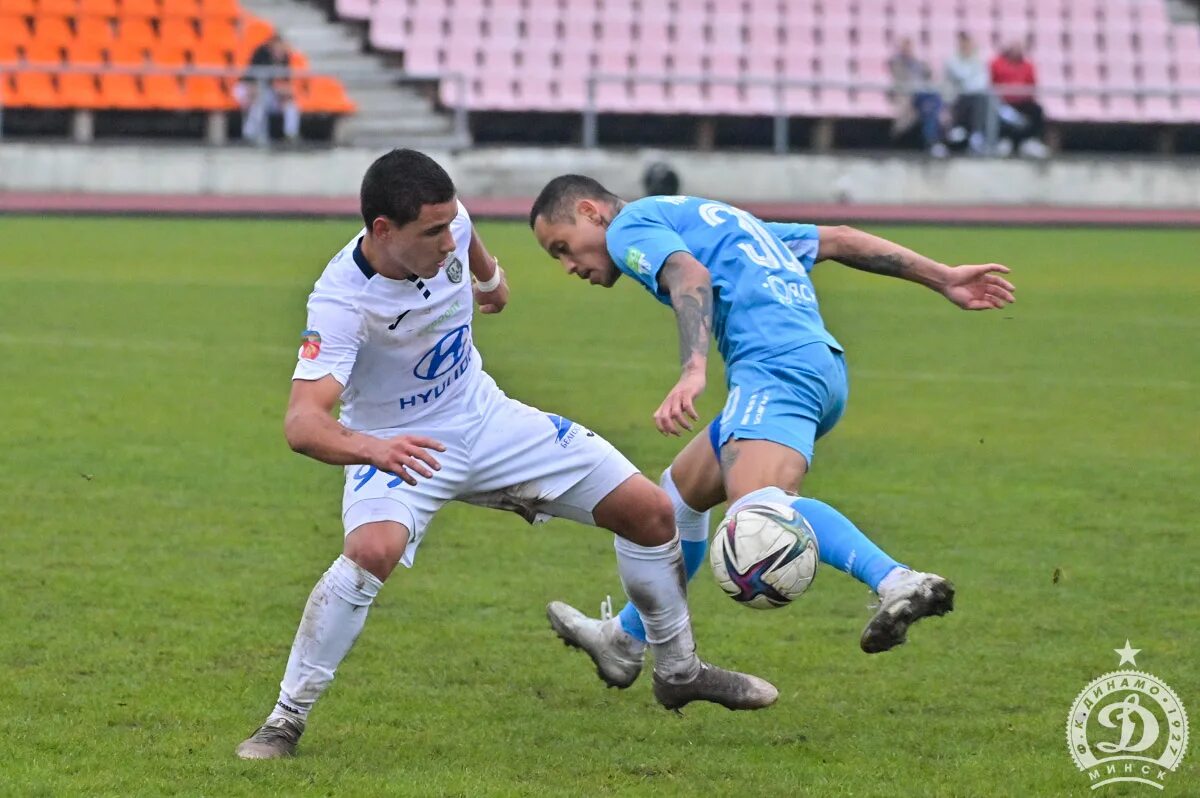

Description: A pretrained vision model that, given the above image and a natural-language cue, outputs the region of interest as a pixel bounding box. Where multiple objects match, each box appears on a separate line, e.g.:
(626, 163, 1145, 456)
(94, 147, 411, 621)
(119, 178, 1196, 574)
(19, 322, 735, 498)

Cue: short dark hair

(529, 174, 619, 228)
(360, 149, 456, 229)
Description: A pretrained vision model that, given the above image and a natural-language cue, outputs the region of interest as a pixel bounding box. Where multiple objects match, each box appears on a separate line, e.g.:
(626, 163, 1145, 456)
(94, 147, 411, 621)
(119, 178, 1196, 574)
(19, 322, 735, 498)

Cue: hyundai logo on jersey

(413, 325, 470, 380)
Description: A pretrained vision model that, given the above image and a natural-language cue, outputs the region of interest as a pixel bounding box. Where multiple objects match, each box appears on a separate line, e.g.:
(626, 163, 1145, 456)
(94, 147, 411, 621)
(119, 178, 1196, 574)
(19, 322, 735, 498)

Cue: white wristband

(475, 260, 503, 292)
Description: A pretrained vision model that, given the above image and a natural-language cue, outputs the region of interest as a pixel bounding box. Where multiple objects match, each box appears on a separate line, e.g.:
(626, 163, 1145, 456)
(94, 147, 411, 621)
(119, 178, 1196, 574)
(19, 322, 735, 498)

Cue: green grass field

(0, 216, 1196, 797)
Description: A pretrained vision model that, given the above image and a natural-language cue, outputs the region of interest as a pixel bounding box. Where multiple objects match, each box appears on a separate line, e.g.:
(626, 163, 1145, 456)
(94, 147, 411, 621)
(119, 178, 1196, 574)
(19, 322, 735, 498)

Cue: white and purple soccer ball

(710, 502, 819, 609)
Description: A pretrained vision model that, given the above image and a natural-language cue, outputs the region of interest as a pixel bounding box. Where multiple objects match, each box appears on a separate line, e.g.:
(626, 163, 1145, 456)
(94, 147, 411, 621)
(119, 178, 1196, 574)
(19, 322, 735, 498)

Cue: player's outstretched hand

(941, 263, 1015, 310)
(371, 435, 446, 485)
(474, 272, 510, 314)
(654, 370, 705, 436)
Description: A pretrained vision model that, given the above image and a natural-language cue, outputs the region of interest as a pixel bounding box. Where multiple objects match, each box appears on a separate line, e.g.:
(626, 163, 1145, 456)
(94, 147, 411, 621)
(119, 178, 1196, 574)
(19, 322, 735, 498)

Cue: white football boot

(860, 569, 955, 654)
(546, 596, 645, 689)
(235, 715, 305, 760)
(652, 663, 779, 712)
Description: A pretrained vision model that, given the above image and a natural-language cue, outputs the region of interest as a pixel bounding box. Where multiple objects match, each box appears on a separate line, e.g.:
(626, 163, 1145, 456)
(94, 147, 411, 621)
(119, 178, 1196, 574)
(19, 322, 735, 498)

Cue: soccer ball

(710, 502, 819, 609)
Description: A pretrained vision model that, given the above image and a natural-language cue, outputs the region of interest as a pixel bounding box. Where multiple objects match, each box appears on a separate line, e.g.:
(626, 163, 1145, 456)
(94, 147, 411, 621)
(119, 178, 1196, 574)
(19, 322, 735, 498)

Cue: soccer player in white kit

(235, 150, 777, 760)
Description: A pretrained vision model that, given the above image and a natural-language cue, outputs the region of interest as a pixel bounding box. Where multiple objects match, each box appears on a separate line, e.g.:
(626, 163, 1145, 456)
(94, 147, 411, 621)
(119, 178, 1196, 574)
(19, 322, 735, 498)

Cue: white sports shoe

(546, 597, 645, 689)
(860, 570, 955, 654)
(652, 662, 779, 712)
(1019, 138, 1050, 159)
(235, 715, 305, 760)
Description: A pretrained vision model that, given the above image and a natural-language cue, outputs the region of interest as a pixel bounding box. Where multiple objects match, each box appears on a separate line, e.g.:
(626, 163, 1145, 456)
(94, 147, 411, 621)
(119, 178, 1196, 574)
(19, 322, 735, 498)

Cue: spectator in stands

(990, 42, 1049, 158)
(943, 32, 991, 154)
(888, 37, 948, 158)
(236, 33, 300, 146)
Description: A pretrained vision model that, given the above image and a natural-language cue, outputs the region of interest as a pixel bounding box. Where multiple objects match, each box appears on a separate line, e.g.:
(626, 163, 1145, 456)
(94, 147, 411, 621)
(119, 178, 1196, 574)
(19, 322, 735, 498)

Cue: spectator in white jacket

(944, 32, 991, 153)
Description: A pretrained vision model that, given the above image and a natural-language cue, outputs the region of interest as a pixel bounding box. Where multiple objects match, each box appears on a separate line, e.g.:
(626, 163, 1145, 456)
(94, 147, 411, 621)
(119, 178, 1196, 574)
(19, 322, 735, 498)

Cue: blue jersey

(606, 196, 842, 366)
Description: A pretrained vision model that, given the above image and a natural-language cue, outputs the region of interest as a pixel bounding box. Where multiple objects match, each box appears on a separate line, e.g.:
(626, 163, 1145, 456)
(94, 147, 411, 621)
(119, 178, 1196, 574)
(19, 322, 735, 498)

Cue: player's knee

(343, 524, 408, 581)
(636, 488, 677, 546)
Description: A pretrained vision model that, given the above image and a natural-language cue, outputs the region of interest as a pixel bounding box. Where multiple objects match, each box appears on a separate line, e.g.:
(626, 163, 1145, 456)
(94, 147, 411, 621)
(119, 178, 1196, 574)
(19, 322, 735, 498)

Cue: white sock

(613, 533, 701, 682)
(269, 555, 382, 721)
(660, 466, 711, 544)
(876, 566, 912, 596)
(728, 485, 793, 517)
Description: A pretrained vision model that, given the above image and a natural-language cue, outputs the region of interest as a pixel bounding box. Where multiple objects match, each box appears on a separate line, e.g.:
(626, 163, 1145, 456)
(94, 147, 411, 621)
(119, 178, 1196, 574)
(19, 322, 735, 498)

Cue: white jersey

(293, 201, 483, 432)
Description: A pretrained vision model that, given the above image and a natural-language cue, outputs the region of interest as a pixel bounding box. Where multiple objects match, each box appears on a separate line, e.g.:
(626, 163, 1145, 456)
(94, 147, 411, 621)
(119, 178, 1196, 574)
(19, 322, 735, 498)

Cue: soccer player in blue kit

(529, 176, 1015, 691)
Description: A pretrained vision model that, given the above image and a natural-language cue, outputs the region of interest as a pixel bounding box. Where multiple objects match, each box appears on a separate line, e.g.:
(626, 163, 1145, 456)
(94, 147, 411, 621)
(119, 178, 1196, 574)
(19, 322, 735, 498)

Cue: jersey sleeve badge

(624, 247, 651, 275)
(299, 330, 322, 360)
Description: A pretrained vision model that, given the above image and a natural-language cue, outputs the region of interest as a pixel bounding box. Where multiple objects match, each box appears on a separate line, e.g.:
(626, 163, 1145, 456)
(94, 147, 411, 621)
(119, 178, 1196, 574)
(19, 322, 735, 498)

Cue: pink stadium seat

(708, 50, 739, 79)
(627, 79, 666, 114)
(743, 82, 778, 115)
(596, 48, 632, 75)
(705, 79, 741, 114)
(594, 77, 632, 112)
(1177, 93, 1200, 123)
(368, 17, 406, 51)
(668, 47, 704, 77)
(335, 0, 371, 22)
(404, 40, 442, 74)
(663, 79, 705, 114)
(744, 47, 780, 78)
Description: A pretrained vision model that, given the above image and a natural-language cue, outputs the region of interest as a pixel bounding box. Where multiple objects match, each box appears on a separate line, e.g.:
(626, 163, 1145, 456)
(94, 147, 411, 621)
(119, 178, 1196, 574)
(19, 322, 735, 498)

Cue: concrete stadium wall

(2, 143, 1199, 211)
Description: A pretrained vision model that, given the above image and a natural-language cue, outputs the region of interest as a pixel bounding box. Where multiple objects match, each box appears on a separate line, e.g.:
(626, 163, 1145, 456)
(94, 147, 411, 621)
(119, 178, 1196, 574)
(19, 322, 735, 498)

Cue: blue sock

(618, 538, 707, 642)
(790, 497, 903, 592)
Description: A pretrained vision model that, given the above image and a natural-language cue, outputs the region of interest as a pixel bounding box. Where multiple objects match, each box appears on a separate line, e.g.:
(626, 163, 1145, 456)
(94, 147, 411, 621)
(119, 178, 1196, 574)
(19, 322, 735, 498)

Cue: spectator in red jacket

(990, 42, 1049, 158)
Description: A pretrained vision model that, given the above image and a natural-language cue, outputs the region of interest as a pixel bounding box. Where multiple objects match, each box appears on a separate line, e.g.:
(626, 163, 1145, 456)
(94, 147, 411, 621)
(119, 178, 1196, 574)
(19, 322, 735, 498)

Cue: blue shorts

(708, 342, 848, 464)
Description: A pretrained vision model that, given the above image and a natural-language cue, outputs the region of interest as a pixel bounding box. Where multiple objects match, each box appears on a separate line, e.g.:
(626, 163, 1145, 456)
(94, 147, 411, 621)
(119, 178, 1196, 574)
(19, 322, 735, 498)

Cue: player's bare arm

(284, 374, 445, 485)
(654, 251, 713, 436)
(468, 226, 509, 314)
(815, 225, 1016, 311)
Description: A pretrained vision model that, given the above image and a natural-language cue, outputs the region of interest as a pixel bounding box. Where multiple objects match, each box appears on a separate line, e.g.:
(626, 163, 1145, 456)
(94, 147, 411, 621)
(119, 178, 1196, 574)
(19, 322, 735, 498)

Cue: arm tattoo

(674, 286, 712, 367)
(840, 252, 910, 278)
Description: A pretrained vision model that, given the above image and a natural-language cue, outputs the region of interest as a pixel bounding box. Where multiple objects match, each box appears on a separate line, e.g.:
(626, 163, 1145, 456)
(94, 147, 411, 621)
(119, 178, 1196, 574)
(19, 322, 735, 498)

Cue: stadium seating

(0, 0, 356, 116)
(347, 0, 1200, 124)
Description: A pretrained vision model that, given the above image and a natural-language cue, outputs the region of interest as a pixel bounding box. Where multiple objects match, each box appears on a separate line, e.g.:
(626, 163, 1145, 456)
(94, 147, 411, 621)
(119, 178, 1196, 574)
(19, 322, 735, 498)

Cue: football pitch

(0, 215, 1196, 797)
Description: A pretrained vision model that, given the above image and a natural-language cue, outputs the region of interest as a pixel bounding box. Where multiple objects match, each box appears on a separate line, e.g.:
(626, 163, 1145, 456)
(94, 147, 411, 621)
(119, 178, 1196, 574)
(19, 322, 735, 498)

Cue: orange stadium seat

(32, 15, 73, 44)
(0, 16, 31, 45)
(199, 16, 237, 48)
(160, 16, 199, 49)
(58, 69, 103, 106)
(75, 16, 117, 47)
(78, 0, 117, 14)
(142, 70, 188, 108)
(296, 74, 355, 113)
(96, 68, 142, 106)
(9, 70, 60, 107)
(182, 72, 232, 108)
(150, 41, 186, 63)
(118, 0, 158, 17)
(107, 38, 147, 64)
(160, 0, 197, 17)
(198, 0, 237, 19)
(116, 17, 157, 47)
(191, 38, 232, 66)
(36, 0, 79, 16)
(66, 39, 105, 63)
(23, 38, 63, 64)
(0, 40, 19, 62)
(0, 0, 35, 14)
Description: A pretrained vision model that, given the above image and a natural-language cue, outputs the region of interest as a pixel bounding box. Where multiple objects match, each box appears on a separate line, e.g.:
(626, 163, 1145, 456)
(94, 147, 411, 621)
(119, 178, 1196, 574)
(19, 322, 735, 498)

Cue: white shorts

(341, 376, 638, 568)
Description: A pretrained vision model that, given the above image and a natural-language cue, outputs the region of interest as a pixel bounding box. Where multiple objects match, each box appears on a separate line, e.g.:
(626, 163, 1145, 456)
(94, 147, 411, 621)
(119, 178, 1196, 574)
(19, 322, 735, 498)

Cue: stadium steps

(1166, 0, 1200, 24)
(236, 0, 465, 148)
